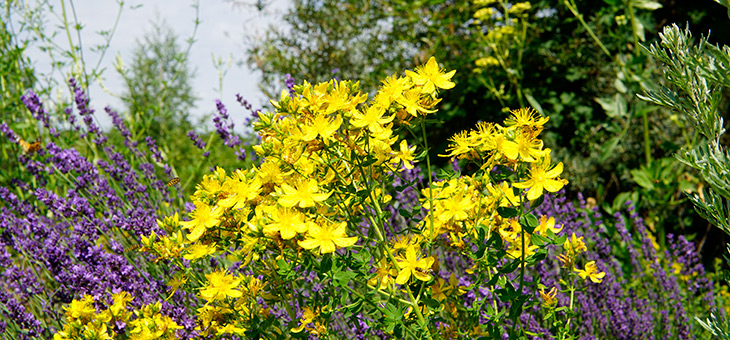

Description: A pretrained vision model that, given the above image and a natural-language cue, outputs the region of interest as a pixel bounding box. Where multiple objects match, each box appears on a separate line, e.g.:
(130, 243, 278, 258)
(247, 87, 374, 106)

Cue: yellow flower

(474, 7, 498, 20)
(395, 245, 435, 284)
(391, 140, 417, 170)
(565, 233, 587, 255)
(108, 291, 133, 316)
(81, 322, 112, 340)
(298, 221, 358, 254)
(377, 74, 411, 105)
(128, 303, 182, 339)
(257, 159, 287, 186)
(487, 181, 522, 207)
(574, 261, 606, 283)
(431, 273, 466, 301)
(350, 104, 394, 135)
(440, 130, 474, 158)
(475, 56, 500, 67)
(430, 277, 449, 301)
(301, 114, 342, 142)
(200, 269, 243, 301)
(63, 295, 96, 321)
(512, 154, 567, 200)
(509, 1, 531, 14)
(218, 173, 262, 210)
(539, 287, 558, 308)
(183, 242, 217, 261)
(217, 323, 247, 336)
(500, 219, 539, 259)
(390, 233, 422, 252)
(292, 306, 318, 333)
(405, 56, 456, 95)
(166, 273, 188, 300)
(500, 133, 543, 162)
(263, 206, 309, 240)
(278, 178, 331, 208)
(181, 201, 223, 242)
(535, 215, 562, 236)
(505, 108, 549, 135)
(437, 190, 475, 222)
(368, 259, 397, 290)
(559, 232, 587, 268)
(396, 88, 437, 117)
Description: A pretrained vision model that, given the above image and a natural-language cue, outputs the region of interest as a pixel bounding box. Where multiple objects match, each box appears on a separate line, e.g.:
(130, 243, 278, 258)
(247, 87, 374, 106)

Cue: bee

(166, 177, 181, 187)
(18, 138, 42, 154)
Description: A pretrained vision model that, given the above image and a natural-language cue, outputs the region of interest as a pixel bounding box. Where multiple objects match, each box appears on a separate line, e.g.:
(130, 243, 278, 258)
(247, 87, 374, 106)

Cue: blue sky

(24, 0, 288, 129)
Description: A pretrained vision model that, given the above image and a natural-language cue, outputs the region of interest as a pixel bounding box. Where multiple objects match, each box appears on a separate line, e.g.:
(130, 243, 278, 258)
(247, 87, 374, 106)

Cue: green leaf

(487, 273, 500, 286)
(276, 259, 291, 276)
(348, 299, 363, 314)
(500, 258, 521, 274)
(530, 194, 545, 211)
(320, 255, 332, 274)
(530, 233, 546, 246)
(633, 17, 646, 41)
(595, 94, 627, 118)
(600, 137, 621, 162)
(508, 295, 529, 318)
(631, 168, 655, 189)
(520, 213, 539, 234)
(633, 0, 662, 10)
(497, 206, 520, 218)
(360, 155, 378, 167)
(614, 77, 628, 93)
(475, 227, 487, 259)
(422, 297, 441, 309)
(334, 271, 356, 286)
(524, 91, 544, 116)
(355, 250, 371, 266)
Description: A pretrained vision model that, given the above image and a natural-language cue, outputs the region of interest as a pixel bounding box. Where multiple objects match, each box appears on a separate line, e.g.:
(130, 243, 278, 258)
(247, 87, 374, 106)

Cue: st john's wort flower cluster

(131, 57, 582, 339)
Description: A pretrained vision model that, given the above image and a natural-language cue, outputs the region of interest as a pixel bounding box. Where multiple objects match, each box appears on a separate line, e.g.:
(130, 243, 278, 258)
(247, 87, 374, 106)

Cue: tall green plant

(116, 19, 197, 140)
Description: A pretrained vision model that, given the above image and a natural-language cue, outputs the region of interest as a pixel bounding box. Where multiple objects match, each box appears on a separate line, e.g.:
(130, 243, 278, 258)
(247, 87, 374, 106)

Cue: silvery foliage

(639, 12, 730, 337)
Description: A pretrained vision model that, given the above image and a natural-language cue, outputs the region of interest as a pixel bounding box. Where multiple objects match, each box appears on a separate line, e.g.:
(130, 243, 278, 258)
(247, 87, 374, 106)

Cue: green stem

(60, 0, 78, 65)
(643, 111, 652, 164)
(354, 144, 434, 340)
(509, 206, 527, 337)
(563, 0, 615, 61)
(626, 0, 641, 55)
(405, 284, 434, 340)
(563, 279, 576, 336)
(420, 117, 436, 253)
(264, 258, 297, 324)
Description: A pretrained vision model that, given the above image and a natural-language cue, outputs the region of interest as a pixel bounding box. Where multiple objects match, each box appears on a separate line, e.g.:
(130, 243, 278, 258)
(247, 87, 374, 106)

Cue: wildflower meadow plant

(122, 57, 596, 339)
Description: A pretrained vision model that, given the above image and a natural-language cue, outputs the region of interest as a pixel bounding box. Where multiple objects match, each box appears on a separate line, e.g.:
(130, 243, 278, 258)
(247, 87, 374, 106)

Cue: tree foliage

(118, 20, 197, 140)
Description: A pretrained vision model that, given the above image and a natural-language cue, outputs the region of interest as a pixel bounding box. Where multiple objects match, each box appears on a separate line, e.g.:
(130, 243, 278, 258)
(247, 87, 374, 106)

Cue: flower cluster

(53, 292, 181, 340)
(137, 57, 580, 338)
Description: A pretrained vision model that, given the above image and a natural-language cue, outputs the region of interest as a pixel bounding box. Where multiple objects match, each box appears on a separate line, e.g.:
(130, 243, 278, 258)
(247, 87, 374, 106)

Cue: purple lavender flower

(531, 192, 713, 339)
(21, 90, 58, 137)
(284, 73, 296, 96)
(214, 99, 242, 148)
(0, 83, 196, 338)
(187, 130, 206, 150)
